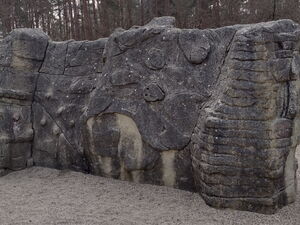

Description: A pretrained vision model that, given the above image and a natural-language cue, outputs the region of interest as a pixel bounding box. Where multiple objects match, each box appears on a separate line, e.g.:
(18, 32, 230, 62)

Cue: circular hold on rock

(52, 124, 60, 136)
(288, 107, 297, 119)
(143, 83, 165, 102)
(188, 47, 210, 64)
(12, 113, 20, 122)
(45, 90, 53, 99)
(69, 120, 75, 127)
(179, 30, 211, 64)
(272, 118, 292, 139)
(40, 117, 47, 126)
(145, 48, 166, 70)
(57, 107, 64, 116)
(110, 69, 139, 86)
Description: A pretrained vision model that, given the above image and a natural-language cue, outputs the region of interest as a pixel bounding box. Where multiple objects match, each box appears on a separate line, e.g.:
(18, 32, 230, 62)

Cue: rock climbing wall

(32, 38, 107, 171)
(0, 17, 300, 214)
(0, 29, 49, 173)
(191, 20, 300, 213)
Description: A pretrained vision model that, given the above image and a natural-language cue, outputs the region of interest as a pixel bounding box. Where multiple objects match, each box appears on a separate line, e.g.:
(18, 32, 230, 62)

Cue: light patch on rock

(99, 156, 112, 177)
(161, 150, 177, 187)
(116, 113, 143, 183)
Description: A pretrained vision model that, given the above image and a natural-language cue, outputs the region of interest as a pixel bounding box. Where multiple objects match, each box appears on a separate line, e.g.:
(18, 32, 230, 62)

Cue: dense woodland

(0, 0, 300, 40)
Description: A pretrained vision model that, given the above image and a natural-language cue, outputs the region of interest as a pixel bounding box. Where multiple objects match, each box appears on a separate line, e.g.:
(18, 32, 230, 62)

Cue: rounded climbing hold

(40, 117, 47, 126)
(145, 48, 166, 70)
(12, 113, 20, 122)
(69, 120, 75, 127)
(143, 83, 165, 102)
(179, 30, 211, 64)
(52, 124, 60, 136)
(57, 107, 64, 115)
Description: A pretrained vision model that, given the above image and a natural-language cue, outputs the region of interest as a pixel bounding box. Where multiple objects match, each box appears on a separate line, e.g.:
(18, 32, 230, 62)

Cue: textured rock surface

(0, 18, 300, 214)
(191, 20, 300, 214)
(0, 29, 49, 171)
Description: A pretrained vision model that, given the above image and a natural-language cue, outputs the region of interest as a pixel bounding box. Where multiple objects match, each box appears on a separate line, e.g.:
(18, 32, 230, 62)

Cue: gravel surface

(0, 152, 299, 225)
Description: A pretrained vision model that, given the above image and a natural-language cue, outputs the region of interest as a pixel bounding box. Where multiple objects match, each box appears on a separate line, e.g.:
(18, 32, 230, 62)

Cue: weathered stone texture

(1, 18, 300, 214)
(191, 20, 300, 213)
(0, 29, 49, 171)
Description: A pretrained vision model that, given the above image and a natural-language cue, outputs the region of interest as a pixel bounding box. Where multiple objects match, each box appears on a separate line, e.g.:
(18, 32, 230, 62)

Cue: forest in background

(0, 0, 300, 41)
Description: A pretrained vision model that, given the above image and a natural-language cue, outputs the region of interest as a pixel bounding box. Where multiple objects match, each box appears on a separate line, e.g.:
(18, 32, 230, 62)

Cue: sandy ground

(0, 153, 300, 225)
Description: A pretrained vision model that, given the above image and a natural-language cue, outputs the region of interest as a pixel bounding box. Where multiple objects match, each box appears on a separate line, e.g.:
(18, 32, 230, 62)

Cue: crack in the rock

(280, 81, 290, 118)
(35, 101, 77, 153)
(190, 30, 238, 140)
(30, 41, 49, 164)
(62, 40, 74, 75)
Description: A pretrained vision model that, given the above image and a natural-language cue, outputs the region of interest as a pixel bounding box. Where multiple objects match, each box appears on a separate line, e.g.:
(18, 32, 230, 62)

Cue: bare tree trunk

(126, 0, 133, 28)
(34, 2, 40, 28)
(47, 8, 52, 36)
(100, 0, 109, 37)
(92, 0, 99, 37)
(72, 0, 80, 39)
(273, 0, 277, 20)
(164, 0, 169, 16)
(141, 0, 145, 25)
(81, 0, 92, 39)
(57, 0, 64, 40)
(67, 0, 75, 39)
(96, 0, 102, 35)
(63, 0, 70, 39)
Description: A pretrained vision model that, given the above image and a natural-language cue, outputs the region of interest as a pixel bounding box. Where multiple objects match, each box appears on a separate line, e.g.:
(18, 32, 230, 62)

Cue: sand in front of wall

(0, 152, 300, 225)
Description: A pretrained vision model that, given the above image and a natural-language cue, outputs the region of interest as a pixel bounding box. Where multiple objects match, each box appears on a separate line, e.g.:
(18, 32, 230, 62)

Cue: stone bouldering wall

(191, 20, 300, 214)
(0, 29, 49, 172)
(0, 17, 300, 214)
